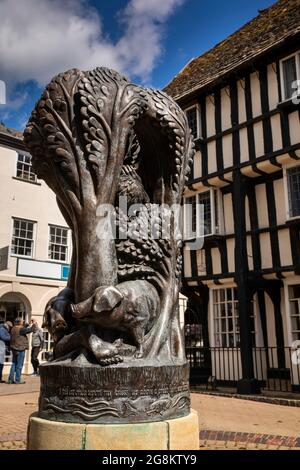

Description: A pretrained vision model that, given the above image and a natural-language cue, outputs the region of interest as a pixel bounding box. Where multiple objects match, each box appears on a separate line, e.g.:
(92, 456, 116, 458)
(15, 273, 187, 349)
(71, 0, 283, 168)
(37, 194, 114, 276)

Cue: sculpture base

(27, 410, 199, 450)
(38, 359, 190, 424)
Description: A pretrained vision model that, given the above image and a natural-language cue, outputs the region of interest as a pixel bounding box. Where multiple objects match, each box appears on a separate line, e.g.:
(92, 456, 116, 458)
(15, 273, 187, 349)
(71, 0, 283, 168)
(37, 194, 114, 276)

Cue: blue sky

(0, 0, 274, 131)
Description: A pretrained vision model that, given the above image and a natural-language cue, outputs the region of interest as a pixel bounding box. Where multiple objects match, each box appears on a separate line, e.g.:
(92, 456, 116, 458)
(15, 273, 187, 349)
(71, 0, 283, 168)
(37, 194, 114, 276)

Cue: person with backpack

(7, 318, 37, 384)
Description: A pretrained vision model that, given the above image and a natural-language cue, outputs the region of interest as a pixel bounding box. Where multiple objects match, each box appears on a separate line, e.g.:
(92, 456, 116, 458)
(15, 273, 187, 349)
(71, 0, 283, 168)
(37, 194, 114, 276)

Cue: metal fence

(186, 346, 300, 393)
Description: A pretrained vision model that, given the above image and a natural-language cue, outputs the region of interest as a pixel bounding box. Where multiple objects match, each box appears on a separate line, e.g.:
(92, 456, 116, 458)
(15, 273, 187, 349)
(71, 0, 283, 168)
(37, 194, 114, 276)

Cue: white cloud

(0, 0, 185, 87)
(117, 0, 185, 81)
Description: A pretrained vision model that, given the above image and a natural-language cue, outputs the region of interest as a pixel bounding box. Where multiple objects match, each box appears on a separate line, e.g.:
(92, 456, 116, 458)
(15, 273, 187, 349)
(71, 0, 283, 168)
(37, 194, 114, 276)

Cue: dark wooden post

(232, 170, 260, 394)
(266, 282, 285, 369)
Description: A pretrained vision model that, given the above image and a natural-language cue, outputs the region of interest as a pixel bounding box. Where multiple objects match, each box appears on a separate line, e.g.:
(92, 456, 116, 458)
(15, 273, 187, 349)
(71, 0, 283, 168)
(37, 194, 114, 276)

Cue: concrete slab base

(27, 410, 199, 450)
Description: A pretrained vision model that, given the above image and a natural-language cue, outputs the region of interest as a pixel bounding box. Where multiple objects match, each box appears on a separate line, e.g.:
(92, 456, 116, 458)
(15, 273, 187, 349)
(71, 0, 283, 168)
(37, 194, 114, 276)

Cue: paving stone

(1, 391, 300, 451)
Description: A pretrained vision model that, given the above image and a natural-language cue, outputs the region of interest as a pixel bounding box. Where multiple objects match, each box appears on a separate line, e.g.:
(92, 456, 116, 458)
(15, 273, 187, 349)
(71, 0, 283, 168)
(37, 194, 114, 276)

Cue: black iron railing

(186, 346, 300, 393)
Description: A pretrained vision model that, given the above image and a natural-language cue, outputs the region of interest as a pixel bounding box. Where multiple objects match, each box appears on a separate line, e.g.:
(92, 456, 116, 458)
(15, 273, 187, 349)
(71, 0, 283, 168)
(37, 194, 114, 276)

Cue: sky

(0, 0, 275, 131)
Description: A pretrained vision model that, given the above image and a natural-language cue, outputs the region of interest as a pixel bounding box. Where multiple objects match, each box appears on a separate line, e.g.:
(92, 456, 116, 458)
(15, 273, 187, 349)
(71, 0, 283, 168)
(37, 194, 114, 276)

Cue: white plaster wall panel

(226, 238, 235, 273)
(253, 121, 264, 158)
(183, 247, 192, 278)
(196, 250, 206, 276)
(273, 178, 286, 226)
(222, 133, 233, 169)
(239, 127, 249, 163)
(207, 141, 217, 174)
(206, 95, 216, 137)
(237, 79, 247, 123)
(259, 232, 273, 269)
(223, 193, 234, 234)
(250, 72, 262, 118)
(221, 87, 231, 131)
(289, 111, 300, 146)
(255, 184, 269, 228)
(211, 247, 221, 275)
(270, 114, 283, 152)
(193, 151, 201, 179)
(278, 228, 293, 267)
(267, 63, 279, 110)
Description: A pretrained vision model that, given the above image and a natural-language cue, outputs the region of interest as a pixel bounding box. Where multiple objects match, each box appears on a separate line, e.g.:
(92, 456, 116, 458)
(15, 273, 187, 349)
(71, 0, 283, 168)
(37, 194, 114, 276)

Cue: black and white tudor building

(165, 0, 300, 394)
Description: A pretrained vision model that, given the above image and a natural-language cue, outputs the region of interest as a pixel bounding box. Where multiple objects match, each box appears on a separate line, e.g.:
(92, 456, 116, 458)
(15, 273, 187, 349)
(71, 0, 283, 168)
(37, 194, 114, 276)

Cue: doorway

(184, 300, 211, 384)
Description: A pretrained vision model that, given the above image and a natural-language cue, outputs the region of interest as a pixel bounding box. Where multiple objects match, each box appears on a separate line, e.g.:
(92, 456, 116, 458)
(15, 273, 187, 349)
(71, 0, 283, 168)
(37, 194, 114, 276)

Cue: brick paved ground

(0, 375, 40, 397)
(0, 375, 40, 451)
(191, 393, 300, 436)
(0, 391, 38, 436)
(192, 387, 300, 408)
(191, 393, 300, 450)
(0, 386, 299, 450)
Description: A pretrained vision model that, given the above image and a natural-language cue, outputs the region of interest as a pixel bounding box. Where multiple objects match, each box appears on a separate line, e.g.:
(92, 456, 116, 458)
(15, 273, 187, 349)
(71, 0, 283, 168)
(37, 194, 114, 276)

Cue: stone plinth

(27, 410, 199, 450)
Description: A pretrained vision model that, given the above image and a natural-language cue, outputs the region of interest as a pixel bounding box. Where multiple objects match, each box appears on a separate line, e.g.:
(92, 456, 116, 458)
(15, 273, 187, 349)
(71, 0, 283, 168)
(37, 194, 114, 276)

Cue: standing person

(0, 321, 12, 383)
(7, 318, 36, 384)
(31, 319, 44, 376)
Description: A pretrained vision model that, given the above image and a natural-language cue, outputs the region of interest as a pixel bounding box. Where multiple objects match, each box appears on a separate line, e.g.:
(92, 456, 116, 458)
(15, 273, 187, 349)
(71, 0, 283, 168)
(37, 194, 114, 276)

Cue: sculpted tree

(24, 67, 194, 423)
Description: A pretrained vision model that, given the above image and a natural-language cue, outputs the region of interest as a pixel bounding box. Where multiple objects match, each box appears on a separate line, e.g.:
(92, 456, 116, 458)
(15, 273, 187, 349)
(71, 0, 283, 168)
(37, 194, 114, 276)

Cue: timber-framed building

(165, 0, 300, 393)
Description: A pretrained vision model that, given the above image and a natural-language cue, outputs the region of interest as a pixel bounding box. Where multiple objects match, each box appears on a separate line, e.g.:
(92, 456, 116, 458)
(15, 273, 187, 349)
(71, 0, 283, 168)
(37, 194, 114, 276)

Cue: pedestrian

(0, 321, 13, 383)
(7, 318, 37, 384)
(31, 319, 44, 375)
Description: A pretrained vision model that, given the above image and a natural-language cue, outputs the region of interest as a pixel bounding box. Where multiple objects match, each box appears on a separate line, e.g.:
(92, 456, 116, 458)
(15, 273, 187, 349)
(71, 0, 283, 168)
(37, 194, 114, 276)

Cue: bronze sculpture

(24, 67, 194, 424)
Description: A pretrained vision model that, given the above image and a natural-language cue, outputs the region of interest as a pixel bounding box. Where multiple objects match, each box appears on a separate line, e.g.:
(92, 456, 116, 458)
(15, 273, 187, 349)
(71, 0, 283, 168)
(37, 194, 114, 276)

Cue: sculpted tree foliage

(26, 69, 147, 299)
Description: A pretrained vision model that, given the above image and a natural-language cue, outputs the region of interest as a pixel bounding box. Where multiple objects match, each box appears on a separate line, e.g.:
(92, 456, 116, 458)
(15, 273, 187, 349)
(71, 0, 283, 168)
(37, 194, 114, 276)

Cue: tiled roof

(0, 124, 26, 151)
(0, 123, 23, 140)
(164, 0, 300, 100)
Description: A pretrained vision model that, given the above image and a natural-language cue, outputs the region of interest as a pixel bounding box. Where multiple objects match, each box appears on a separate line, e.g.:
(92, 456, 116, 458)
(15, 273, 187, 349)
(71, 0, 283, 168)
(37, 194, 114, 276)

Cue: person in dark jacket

(7, 318, 37, 384)
(0, 322, 12, 383)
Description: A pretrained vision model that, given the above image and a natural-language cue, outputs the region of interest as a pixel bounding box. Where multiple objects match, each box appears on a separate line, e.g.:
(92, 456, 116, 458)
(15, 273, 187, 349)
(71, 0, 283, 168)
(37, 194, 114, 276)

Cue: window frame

(284, 278, 300, 347)
(41, 330, 54, 361)
(185, 103, 201, 139)
(283, 163, 300, 221)
(183, 188, 224, 241)
(210, 286, 257, 348)
(183, 194, 198, 241)
(15, 152, 37, 183)
(10, 217, 36, 259)
(212, 287, 240, 348)
(279, 50, 300, 102)
(48, 224, 70, 263)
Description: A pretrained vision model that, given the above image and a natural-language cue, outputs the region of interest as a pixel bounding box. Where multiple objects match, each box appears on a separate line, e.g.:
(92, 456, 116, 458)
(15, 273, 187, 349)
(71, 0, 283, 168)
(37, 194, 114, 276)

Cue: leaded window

(213, 288, 239, 347)
(185, 106, 200, 138)
(280, 52, 300, 101)
(287, 166, 300, 218)
(183, 189, 223, 240)
(288, 285, 300, 342)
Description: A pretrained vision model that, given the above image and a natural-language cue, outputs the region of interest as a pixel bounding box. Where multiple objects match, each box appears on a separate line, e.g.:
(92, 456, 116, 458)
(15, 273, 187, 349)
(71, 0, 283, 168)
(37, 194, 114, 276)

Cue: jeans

(8, 349, 25, 383)
(31, 346, 40, 373)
